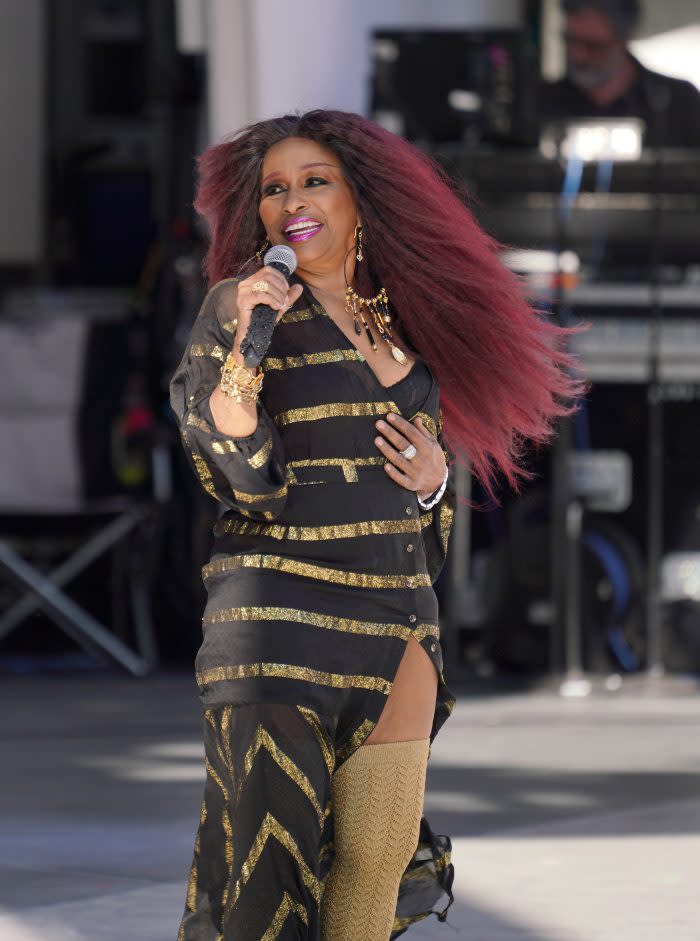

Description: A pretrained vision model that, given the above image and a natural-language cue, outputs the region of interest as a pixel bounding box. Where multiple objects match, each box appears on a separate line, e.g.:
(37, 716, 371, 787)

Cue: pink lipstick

(282, 216, 324, 243)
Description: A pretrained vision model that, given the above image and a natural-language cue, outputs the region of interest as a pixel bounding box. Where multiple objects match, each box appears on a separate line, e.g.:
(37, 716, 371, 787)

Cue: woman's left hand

(374, 413, 446, 500)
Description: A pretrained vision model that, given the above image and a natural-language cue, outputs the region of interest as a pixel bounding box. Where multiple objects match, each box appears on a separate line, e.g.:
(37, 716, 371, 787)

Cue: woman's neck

(296, 258, 355, 303)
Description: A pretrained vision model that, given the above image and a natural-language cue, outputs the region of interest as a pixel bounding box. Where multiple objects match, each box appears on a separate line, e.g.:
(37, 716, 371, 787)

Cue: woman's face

(259, 136, 359, 275)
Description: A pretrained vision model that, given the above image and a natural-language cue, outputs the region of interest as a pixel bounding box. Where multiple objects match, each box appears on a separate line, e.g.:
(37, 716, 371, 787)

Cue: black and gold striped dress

(170, 275, 456, 940)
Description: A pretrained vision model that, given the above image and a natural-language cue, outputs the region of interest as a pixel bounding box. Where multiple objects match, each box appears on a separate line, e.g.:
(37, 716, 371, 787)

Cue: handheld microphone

(239, 245, 298, 367)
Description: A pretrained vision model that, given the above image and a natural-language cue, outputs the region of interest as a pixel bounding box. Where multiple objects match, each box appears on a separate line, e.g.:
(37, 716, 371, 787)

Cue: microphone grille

(263, 244, 298, 274)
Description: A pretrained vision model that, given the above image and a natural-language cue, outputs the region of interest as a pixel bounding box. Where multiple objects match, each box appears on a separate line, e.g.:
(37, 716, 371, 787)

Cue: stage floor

(1, 669, 699, 940)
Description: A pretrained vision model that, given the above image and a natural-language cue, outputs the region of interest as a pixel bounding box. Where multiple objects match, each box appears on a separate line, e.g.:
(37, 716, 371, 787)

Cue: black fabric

(170, 276, 457, 936)
(538, 55, 700, 148)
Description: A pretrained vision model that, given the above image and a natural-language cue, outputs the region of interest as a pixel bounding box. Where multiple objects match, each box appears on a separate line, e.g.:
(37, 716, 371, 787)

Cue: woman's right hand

(233, 266, 304, 353)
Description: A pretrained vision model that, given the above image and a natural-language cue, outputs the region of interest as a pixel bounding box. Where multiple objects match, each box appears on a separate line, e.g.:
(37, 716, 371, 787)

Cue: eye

(261, 175, 329, 198)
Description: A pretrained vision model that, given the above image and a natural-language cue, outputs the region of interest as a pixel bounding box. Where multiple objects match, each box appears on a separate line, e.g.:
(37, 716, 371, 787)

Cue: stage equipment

(369, 29, 539, 147)
(0, 289, 161, 675)
(428, 126, 700, 677)
(545, 120, 642, 692)
(540, 118, 644, 163)
(430, 147, 700, 273)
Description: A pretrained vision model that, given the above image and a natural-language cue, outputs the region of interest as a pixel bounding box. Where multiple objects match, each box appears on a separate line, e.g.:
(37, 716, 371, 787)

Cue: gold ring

(251, 280, 270, 294)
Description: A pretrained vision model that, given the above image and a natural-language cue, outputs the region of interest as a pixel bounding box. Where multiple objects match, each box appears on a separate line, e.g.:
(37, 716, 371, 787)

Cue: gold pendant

(391, 345, 407, 364)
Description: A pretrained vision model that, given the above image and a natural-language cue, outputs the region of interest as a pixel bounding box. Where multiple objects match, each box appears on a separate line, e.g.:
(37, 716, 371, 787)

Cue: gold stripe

(197, 661, 392, 694)
(261, 892, 309, 940)
(203, 605, 440, 644)
(203, 710, 234, 919)
(230, 812, 320, 909)
(185, 797, 207, 912)
(183, 427, 217, 499)
(238, 726, 325, 826)
(439, 498, 454, 553)
(212, 439, 239, 455)
(413, 410, 437, 437)
(213, 514, 430, 541)
(204, 753, 229, 801)
(238, 507, 276, 521)
(285, 455, 384, 484)
(186, 411, 215, 434)
(190, 342, 228, 362)
(297, 705, 335, 777)
(280, 306, 317, 323)
(202, 553, 431, 589)
(219, 705, 236, 779)
(222, 319, 237, 333)
(273, 401, 400, 428)
(248, 435, 273, 469)
(205, 709, 232, 782)
(232, 484, 288, 504)
(335, 719, 376, 765)
(263, 349, 364, 370)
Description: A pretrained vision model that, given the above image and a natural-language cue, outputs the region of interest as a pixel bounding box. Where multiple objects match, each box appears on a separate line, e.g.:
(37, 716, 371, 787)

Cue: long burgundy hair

(194, 109, 587, 500)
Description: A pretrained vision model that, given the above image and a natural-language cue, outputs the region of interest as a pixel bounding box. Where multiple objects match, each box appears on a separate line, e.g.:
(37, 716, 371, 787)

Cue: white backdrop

(206, 0, 521, 142)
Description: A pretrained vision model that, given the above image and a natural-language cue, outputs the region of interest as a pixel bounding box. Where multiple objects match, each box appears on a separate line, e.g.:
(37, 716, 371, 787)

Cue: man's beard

(567, 50, 627, 91)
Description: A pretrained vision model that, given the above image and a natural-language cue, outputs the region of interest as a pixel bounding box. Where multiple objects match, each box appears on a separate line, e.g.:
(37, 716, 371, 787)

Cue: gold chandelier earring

(354, 224, 364, 263)
(344, 227, 407, 365)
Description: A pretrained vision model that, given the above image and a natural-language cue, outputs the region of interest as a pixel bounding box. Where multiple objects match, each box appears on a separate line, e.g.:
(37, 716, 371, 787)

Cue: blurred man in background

(539, 0, 700, 146)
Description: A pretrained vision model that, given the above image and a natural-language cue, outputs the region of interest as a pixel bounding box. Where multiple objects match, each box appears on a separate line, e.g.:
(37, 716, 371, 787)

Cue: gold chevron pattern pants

(177, 703, 435, 940)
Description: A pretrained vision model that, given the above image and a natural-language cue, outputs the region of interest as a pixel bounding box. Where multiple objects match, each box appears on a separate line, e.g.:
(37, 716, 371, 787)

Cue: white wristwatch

(417, 466, 449, 510)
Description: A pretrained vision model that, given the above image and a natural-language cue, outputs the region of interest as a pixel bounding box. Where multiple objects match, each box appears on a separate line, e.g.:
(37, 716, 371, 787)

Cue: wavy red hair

(194, 109, 587, 500)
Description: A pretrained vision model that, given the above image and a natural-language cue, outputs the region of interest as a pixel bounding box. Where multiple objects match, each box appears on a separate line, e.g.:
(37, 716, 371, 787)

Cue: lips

(282, 216, 324, 243)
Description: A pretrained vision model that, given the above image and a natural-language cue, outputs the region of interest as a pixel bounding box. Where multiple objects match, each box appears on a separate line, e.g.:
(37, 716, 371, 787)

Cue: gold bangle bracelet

(220, 374, 261, 402)
(220, 354, 264, 395)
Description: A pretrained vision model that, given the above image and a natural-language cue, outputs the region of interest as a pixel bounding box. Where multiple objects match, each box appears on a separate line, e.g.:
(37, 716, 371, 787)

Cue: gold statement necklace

(344, 283, 408, 365)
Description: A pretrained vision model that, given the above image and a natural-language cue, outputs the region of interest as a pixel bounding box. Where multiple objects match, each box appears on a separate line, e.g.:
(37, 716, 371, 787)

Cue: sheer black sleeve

(169, 279, 288, 520)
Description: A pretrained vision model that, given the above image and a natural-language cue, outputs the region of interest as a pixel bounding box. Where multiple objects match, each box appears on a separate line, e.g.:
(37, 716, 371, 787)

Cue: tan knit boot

(320, 738, 430, 941)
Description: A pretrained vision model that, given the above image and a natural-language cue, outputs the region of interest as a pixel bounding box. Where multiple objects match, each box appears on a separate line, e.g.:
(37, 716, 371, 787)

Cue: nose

(282, 185, 308, 214)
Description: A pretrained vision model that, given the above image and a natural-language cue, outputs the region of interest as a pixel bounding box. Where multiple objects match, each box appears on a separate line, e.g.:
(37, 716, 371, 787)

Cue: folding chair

(0, 289, 159, 675)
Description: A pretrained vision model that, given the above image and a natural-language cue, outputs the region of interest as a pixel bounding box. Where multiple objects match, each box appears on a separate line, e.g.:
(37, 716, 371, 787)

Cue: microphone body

(239, 245, 298, 367)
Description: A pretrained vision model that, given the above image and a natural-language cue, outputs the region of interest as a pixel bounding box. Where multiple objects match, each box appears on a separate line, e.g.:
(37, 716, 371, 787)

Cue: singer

(170, 110, 584, 940)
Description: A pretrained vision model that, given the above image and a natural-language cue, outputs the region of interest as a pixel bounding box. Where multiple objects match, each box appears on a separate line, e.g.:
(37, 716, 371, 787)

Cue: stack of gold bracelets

(219, 351, 264, 405)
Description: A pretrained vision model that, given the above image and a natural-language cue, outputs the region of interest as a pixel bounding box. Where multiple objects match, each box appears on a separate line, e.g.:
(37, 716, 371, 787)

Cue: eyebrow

(261, 162, 338, 186)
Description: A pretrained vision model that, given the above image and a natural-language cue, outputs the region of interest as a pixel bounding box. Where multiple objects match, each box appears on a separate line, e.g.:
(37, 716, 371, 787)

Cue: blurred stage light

(662, 553, 700, 602)
(540, 118, 644, 162)
(447, 89, 483, 113)
(501, 249, 580, 274)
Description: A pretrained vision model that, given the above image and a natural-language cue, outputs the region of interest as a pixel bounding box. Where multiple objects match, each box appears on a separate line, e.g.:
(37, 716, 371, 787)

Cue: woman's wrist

(417, 466, 449, 509)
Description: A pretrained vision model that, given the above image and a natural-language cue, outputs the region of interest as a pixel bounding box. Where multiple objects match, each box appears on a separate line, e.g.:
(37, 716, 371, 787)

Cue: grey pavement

(1, 670, 699, 940)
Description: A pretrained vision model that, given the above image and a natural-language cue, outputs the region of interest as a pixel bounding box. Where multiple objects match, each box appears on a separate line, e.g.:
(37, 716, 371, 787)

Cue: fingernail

(375, 436, 383, 445)
(387, 413, 396, 421)
(376, 420, 385, 429)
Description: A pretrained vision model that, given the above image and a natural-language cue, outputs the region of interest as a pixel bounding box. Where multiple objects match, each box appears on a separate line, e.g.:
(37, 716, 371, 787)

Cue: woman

(170, 109, 583, 941)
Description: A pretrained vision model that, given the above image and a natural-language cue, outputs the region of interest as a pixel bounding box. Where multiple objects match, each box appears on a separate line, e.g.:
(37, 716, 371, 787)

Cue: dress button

(430, 642, 437, 652)
(405, 576, 414, 588)
(406, 543, 414, 552)
(405, 506, 412, 515)
(409, 614, 417, 623)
